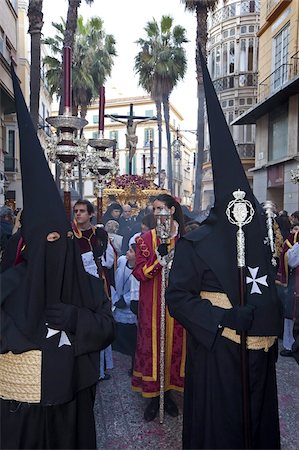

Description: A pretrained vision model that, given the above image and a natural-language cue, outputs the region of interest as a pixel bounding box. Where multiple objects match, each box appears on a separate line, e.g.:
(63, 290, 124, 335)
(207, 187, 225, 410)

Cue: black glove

(157, 243, 169, 257)
(45, 303, 78, 334)
(130, 300, 139, 316)
(114, 296, 127, 309)
(221, 305, 255, 332)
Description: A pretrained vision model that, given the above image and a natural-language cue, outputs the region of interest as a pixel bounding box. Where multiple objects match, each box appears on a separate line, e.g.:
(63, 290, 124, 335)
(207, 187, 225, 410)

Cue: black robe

(1, 237, 115, 449)
(166, 238, 281, 450)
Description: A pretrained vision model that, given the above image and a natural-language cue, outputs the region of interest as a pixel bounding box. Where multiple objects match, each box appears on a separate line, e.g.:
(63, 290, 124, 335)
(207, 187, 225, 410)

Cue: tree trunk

(59, 0, 81, 114)
(156, 100, 163, 186)
(162, 95, 173, 194)
(28, 0, 43, 131)
(193, 6, 208, 213)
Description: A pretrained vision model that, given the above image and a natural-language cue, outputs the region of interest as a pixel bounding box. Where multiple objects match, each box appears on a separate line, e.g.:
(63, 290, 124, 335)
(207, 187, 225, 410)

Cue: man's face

(111, 209, 121, 219)
(73, 204, 92, 228)
(122, 207, 131, 219)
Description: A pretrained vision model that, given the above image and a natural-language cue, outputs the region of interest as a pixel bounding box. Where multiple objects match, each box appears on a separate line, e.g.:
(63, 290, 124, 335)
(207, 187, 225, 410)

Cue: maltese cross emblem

(246, 267, 268, 294)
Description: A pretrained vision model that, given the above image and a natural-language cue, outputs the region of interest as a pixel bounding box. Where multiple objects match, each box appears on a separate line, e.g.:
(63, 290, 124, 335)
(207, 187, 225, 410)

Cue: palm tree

(27, 0, 43, 131)
(135, 16, 188, 194)
(43, 16, 116, 118)
(72, 16, 116, 120)
(182, 0, 220, 212)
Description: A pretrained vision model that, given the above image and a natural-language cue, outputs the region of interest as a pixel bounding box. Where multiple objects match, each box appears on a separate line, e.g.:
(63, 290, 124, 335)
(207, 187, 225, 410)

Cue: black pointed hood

(11, 64, 69, 243)
(1, 66, 115, 405)
(186, 47, 282, 336)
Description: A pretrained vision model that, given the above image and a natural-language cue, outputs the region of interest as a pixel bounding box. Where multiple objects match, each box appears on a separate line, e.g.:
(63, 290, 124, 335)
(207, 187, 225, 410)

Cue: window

(248, 38, 254, 71)
(239, 98, 246, 105)
(230, 28, 235, 36)
(247, 98, 253, 105)
(273, 24, 290, 90)
(240, 38, 254, 72)
(249, 25, 255, 33)
(4, 129, 16, 172)
(145, 110, 154, 117)
(268, 102, 288, 161)
(228, 99, 234, 106)
(223, 30, 229, 39)
(241, 26, 247, 34)
(144, 128, 154, 147)
(93, 115, 99, 124)
(229, 42, 235, 73)
(109, 130, 119, 148)
(215, 45, 221, 77)
(245, 124, 253, 142)
(223, 43, 228, 75)
(222, 100, 227, 108)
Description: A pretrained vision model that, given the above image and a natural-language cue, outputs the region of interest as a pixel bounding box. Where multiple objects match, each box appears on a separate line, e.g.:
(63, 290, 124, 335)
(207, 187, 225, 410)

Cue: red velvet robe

(132, 229, 185, 397)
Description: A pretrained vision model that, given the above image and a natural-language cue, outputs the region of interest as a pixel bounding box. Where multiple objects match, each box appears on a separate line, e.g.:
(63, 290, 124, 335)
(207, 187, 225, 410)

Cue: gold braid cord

(200, 291, 276, 351)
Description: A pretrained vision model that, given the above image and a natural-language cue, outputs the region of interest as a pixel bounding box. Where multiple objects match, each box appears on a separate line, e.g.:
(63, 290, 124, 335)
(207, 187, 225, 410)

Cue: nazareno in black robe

(1, 234, 116, 449)
(166, 236, 281, 450)
(1, 64, 116, 449)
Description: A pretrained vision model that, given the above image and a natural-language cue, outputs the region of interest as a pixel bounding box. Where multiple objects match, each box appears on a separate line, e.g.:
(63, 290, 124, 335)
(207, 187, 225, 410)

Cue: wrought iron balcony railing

(213, 73, 258, 92)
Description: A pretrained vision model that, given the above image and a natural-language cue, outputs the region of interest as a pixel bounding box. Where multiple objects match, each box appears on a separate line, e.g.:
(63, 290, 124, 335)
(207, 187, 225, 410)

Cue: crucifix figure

(106, 104, 156, 175)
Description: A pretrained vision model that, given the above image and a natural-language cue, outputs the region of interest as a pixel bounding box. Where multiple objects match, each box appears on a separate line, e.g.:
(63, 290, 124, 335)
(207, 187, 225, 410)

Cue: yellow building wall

(257, 0, 299, 100)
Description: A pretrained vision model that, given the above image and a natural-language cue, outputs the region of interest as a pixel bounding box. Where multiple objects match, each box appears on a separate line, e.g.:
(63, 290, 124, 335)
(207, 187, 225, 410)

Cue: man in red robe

(132, 194, 185, 421)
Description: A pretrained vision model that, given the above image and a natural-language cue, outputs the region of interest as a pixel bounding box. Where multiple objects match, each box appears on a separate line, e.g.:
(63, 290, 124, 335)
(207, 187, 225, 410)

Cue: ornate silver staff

(262, 200, 277, 267)
(226, 189, 254, 449)
(156, 206, 172, 424)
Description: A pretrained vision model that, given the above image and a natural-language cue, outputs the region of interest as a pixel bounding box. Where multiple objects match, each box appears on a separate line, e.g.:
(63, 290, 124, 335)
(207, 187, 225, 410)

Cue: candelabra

(46, 115, 88, 219)
(45, 46, 88, 220)
(85, 138, 116, 222)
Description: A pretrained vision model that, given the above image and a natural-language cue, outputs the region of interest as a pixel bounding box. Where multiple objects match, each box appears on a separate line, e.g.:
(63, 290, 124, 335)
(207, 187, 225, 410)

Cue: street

(94, 346, 299, 450)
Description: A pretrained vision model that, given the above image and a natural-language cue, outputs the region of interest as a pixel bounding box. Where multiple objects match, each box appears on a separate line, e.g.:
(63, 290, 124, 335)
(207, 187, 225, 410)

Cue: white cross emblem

(246, 267, 268, 294)
(46, 328, 72, 347)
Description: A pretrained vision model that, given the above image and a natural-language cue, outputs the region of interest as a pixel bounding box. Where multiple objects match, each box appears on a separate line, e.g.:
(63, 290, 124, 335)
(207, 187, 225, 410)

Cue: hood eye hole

(47, 232, 61, 242)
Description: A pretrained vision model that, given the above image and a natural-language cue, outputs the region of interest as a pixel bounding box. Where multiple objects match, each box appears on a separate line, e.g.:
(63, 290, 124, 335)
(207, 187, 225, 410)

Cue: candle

(99, 86, 105, 133)
(63, 47, 72, 113)
(142, 154, 146, 174)
(149, 140, 153, 165)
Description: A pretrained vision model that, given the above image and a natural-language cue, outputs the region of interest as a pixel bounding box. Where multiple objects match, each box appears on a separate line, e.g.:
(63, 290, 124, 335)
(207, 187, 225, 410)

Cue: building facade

(202, 0, 260, 208)
(0, 0, 52, 209)
(0, 0, 18, 207)
(234, 0, 299, 212)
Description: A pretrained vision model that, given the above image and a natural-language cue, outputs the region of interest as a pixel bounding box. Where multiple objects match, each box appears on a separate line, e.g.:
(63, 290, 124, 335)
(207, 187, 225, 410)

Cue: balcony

(258, 63, 292, 100)
(237, 143, 255, 158)
(38, 115, 51, 136)
(213, 73, 257, 92)
(203, 144, 254, 164)
(210, 0, 260, 27)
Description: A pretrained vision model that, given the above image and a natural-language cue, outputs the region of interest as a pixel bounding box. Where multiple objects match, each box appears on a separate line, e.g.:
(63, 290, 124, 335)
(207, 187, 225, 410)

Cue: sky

(42, 0, 198, 131)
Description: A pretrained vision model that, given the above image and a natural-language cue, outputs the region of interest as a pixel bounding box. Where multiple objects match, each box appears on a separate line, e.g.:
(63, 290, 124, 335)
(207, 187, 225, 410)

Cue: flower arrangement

(115, 174, 151, 189)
